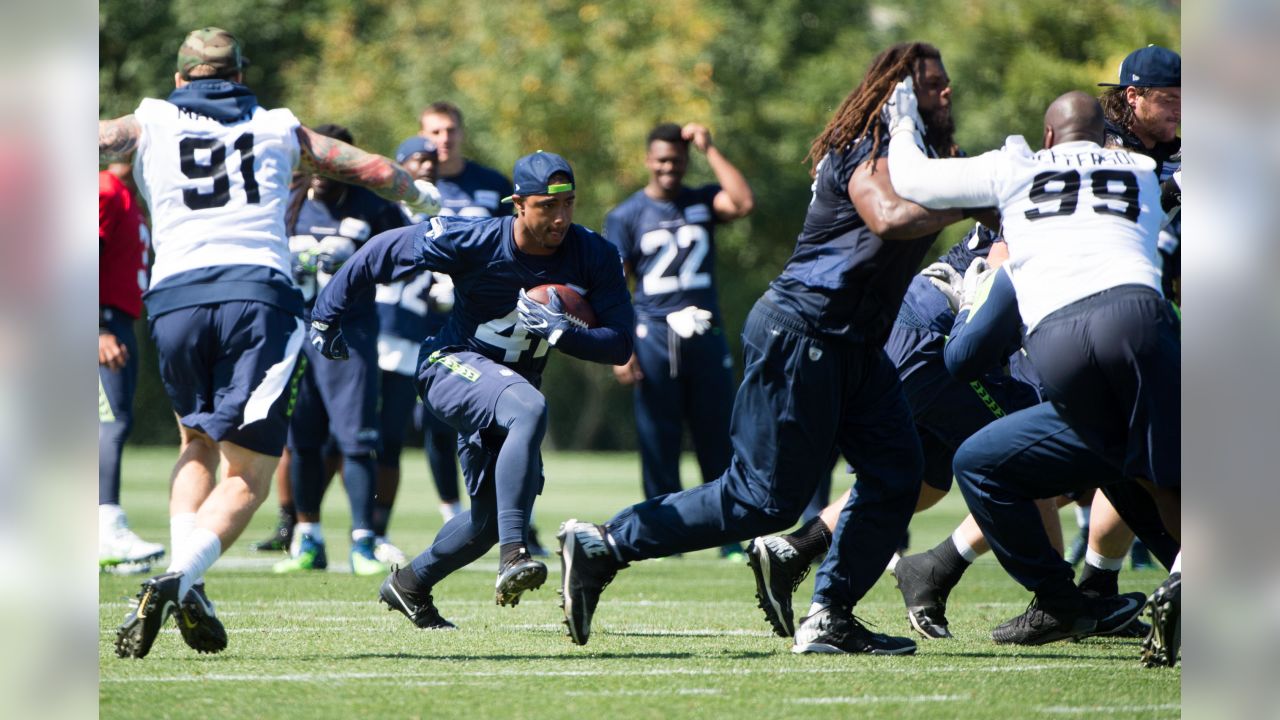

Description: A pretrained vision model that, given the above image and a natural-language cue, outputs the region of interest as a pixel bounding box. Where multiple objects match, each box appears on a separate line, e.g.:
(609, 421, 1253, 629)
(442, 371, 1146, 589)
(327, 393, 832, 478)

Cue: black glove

(1160, 177, 1181, 214)
(309, 320, 349, 360)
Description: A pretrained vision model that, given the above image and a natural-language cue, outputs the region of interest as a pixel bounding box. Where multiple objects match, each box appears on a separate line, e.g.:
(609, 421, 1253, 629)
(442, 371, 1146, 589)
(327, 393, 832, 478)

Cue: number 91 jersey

(131, 97, 301, 289)
(604, 185, 722, 320)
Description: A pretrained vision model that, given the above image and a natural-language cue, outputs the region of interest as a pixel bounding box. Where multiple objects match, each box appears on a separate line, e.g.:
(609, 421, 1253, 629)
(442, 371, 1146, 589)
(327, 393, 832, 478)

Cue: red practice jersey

(99, 170, 149, 318)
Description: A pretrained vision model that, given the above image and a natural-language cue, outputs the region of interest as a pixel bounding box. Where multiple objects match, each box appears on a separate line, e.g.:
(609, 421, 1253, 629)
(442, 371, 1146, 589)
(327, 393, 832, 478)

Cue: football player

(311, 151, 633, 628)
(272, 124, 411, 576)
(605, 122, 754, 560)
(886, 87, 1178, 644)
(101, 27, 440, 658)
(556, 43, 971, 653)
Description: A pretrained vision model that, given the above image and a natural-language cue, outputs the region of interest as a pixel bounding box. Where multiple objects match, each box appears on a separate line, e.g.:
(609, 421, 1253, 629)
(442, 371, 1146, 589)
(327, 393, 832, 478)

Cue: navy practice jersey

(766, 131, 942, 343)
(291, 186, 408, 319)
(605, 185, 723, 320)
(313, 215, 634, 383)
(437, 161, 515, 218)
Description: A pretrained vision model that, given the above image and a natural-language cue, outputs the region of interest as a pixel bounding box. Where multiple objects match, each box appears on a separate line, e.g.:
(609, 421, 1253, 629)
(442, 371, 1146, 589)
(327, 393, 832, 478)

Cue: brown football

(527, 284, 597, 329)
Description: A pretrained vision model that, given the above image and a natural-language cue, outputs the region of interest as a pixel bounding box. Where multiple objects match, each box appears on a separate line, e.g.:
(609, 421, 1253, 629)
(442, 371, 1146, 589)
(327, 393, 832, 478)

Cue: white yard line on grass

(103, 663, 1116, 684)
(789, 694, 971, 705)
(1037, 704, 1181, 715)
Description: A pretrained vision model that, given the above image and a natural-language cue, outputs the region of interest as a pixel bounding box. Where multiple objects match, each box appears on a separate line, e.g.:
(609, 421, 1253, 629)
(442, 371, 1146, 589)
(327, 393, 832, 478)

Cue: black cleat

(893, 552, 956, 640)
(1141, 572, 1180, 667)
(557, 519, 625, 646)
(175, 583, 228, 654)
(495, 550, 547, 607)
(991, 592, 1145, 645)
(746, 535, 812, 638)
(251, 509, 294, 553)
(379, 570, 456, 630)
(1083, 592, 1148, 639)
(792, 607, 917, 655)
(115, 572, 182, 659)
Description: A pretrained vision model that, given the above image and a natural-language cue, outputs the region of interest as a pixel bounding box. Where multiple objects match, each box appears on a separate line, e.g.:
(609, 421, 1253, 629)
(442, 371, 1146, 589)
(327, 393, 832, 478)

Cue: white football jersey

(890, 136, 1163, 331)
(131, 98, 301, 287)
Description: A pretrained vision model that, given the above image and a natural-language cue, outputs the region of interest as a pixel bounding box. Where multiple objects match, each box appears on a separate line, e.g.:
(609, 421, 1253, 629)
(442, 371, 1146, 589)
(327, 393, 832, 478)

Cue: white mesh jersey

(889, 135, 1163, 332)
(131, 98, 301, 287)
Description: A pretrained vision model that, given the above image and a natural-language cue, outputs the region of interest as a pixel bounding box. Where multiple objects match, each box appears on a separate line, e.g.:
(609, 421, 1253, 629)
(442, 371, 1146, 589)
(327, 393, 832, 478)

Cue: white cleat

(374, 539, 409, 567)
(100, 524, 165, 570)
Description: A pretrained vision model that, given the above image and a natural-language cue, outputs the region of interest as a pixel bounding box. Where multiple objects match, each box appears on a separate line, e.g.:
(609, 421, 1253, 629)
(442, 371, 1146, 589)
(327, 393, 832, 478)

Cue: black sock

(1077, 564, 1120, 598)
(1035, 576, 1087, 614)
(500, 542, 528, 567)
(280, 503, 296, 525)
(372, 502, 393, 538)
(927, 537, 970, 586)
(395, 565, 429, 595)
(786, 516, 833, 564)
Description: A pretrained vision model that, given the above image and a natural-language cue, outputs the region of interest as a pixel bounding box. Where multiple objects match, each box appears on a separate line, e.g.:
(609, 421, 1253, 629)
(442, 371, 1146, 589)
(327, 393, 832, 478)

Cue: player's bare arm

(849, 157, 962, 240)
(99, 115, 142, 163)
(296, 126, 418, 204)
(683, 124, 755, 221)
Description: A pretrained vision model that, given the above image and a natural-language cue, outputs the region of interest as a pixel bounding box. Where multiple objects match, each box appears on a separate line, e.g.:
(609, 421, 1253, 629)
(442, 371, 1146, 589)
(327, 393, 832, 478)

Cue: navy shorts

(1024, 285, 1180, 488)
(150, 301, 304, 456)
(416, 348, 529, 496)
(289, 314, 380, 455)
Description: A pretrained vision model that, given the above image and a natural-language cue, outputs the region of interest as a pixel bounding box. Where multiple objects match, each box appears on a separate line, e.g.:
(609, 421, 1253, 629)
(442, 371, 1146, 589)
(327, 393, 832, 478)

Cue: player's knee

(500, 385, 548, 438)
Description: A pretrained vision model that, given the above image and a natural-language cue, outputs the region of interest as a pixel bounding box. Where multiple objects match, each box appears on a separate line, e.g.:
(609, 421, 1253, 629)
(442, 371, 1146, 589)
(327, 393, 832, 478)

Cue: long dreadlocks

(804, 42, 949, 176)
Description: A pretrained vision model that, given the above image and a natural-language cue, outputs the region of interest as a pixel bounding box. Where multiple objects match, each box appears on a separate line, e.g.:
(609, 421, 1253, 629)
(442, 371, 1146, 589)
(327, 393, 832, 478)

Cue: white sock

(1085, 548, 1125, 571)
(1171, 551, 1181, 574)
(351, 528, 374, 542)
(807, 602, 827, 617)
(951, 529, 979, 563)
(292, 522, 322, 555)
(168, 513, 197, 575)
(1075, 505, 1091, 528)
(171, 528, 222, 600)
(99, 504, 126, 539)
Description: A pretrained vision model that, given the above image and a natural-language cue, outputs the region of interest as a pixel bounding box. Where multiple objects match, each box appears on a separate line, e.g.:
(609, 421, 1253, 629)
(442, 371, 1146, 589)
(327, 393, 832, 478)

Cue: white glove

(666, 306, 713, 339)
(881, 77, 924, 146)
(315, 235, 357, 274)
(407, 179, 442, 217)
(919, 261, 963, 313)
(959, 257, 996, 313)
(427, 272, 455, 312)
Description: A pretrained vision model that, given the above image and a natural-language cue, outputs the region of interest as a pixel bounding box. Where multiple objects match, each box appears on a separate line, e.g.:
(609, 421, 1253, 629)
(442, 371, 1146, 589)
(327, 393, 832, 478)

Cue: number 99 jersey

(985, 137, 1163, 331)
(131, 97, 301, 289)
(604, 185, 722, 321)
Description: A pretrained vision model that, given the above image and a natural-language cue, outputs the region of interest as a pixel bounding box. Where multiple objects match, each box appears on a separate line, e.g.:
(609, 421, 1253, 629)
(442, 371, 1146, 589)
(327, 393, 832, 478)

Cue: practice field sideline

(99, 447, 1179, 720)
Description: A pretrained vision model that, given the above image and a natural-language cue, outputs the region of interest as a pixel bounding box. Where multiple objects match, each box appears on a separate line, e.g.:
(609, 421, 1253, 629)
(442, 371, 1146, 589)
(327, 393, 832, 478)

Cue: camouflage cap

(177, 27, 249, 79)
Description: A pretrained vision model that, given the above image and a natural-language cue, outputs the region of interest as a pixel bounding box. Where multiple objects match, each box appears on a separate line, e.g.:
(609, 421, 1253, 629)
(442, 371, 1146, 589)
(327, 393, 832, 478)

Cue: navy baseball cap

(502, 151, 575, 203)
(395, 136, 437, 164)
(1098, 45, 1180, 88)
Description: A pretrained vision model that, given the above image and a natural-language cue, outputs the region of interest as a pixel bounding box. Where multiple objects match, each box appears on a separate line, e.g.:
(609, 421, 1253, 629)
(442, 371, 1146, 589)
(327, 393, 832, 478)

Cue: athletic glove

(406, 179, 442, 217)
(666, 306, 713, 339)
(882, 77, 925, 148)
(310, 320, 349, 360)
(427, 272, 455, 313)
(517, 287, 578, 346)
(959, 257, 995, 313)
(919, 262, 963, 313)
(315, 235, 358, 275)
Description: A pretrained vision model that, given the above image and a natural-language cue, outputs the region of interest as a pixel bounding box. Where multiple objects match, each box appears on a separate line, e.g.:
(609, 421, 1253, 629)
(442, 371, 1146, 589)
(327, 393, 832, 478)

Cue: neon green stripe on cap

(547, 183, 573, 194)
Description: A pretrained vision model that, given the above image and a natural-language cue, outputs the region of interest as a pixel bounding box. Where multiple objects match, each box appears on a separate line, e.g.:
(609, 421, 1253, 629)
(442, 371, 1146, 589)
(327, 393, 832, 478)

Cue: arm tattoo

(99, 115, 141, 163)
(297, 127, 416, 203)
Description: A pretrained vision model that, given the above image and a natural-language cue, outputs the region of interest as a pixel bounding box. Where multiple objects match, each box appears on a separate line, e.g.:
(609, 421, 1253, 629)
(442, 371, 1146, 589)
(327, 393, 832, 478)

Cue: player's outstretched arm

(943, 266, 1021, 381)
(850, 157, 964, 240)
(296, 126, 440, 214)
(683, 124, 754, 221)
(311, 224, 427, 328)
(99, 115, 141, 163)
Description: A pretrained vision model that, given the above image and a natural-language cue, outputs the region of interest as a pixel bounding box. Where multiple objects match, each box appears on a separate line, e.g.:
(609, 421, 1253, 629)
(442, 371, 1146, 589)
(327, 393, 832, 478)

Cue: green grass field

(100, 447, 1179, 719)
